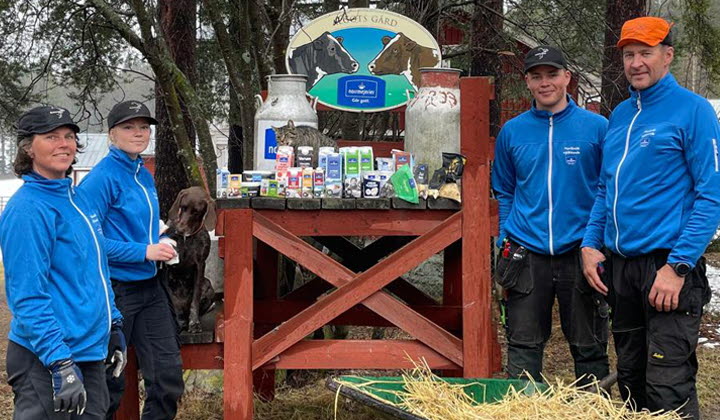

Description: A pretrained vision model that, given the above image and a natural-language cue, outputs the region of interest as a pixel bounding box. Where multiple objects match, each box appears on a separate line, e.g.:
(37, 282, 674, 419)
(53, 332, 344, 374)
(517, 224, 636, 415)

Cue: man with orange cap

(582, 16, 719, 419)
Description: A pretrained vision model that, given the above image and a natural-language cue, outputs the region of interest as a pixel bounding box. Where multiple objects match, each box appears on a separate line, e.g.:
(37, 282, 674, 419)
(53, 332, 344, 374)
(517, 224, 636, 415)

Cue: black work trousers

(7, 340, 109, 420)
(105, 277, 184, 420)
(604, 251, 711, 420)
(497, 243, 609, 385)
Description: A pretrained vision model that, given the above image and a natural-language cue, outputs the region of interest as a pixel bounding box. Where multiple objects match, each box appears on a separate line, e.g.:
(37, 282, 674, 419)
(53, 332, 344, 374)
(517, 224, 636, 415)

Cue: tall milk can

(404, 68, 461, 173)
(254, 74, 318, 170)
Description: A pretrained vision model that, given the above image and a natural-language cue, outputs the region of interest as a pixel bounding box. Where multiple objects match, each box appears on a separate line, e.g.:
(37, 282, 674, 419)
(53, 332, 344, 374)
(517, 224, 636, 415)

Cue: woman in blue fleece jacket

(0, 106, 124, 419)
(79, 101, 183, 420)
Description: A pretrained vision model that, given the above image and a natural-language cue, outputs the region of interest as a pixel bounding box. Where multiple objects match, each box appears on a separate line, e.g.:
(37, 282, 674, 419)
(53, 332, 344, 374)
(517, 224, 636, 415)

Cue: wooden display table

(115, 77, 499, 420)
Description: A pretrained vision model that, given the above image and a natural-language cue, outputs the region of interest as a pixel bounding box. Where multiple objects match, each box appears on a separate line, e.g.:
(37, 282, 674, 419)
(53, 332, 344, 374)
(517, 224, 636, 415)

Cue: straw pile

(335, 360, 686, 420)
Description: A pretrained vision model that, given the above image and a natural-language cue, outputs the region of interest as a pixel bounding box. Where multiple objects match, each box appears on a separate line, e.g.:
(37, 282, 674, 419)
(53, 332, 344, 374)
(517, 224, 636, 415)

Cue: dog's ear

(203, 199, 217, 231)
(169, 189, 188, 222)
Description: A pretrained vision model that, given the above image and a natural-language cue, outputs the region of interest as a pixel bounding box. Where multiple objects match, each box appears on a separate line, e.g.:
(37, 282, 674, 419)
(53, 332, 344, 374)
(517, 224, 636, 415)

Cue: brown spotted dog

(164, 186, 218, 333)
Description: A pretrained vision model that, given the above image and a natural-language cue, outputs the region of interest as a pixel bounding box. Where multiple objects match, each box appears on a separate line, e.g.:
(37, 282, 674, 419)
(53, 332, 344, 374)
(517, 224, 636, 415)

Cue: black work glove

(49, 359, 86, 414)
(106, 320, 127, 378)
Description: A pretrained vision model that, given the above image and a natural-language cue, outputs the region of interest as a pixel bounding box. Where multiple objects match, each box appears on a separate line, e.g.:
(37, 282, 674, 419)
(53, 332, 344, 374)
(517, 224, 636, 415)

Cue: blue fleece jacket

(0, 173, 121, 366)
(582, 74, 720, 267)
(79, 146, 160, 281)
(493, 97, 608, 255)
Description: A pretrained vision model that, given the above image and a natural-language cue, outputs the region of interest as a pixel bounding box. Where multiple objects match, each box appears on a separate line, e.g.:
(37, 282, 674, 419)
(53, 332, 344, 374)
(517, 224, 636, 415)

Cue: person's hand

(648, 264, 685, 312)
(581, 247, 608, 295)
(106, 321, 127, 378)
(49, 359, 86, 414)
(146, 243, 176, 262)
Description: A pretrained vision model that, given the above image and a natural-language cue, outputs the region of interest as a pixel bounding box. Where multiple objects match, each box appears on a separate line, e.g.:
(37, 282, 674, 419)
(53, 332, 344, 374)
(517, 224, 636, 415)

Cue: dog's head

(169, 186, 217, 235)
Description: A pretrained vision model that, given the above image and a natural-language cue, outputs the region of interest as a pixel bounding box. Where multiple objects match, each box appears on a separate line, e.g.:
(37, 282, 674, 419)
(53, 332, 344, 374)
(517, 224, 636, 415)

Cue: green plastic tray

(326, 376, 549, 420)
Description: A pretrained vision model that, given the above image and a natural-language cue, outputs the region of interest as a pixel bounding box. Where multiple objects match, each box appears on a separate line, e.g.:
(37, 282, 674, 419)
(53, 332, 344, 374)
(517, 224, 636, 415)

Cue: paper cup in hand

(159, 237, 179, 265)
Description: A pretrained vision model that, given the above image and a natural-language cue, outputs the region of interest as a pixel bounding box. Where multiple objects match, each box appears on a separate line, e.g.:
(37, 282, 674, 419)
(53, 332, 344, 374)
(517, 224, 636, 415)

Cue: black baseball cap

(524, 45, 567, 73)
(15, 106, 80, 144)
(107, 100, 158, 130)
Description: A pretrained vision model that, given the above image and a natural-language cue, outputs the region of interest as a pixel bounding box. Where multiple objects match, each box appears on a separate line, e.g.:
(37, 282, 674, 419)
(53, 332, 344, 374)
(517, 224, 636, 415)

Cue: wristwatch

(669, 262, 691, 277)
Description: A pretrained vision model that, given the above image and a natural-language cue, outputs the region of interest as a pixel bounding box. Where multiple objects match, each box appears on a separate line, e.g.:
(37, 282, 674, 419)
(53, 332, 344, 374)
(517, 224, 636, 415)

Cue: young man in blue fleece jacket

(581, 17, 719, 419)
(492, 46, 610, 385)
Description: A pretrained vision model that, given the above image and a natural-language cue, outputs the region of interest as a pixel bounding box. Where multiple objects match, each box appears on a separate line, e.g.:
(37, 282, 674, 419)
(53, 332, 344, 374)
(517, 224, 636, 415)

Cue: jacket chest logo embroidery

(639, 128, 656, 147)
(563, 146, 580, 165)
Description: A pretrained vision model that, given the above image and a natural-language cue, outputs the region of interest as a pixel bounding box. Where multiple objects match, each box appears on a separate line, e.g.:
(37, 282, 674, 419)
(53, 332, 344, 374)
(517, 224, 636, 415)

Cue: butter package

(325, 153, 343, 181)
(376, 157, 394, 172)
(392, 149, 413, 171)
(286, 168, 302, 198)
(359, 146, 374, 173)
(362, 174, 380, 198)
(240, 182, 260, 198)
(301, 167, 314, 198)
(297, 146, 314, 169)
(318, 146, 335, 169)
(242, 170, 274, 182)
(228, 174, 242, 198)
(216, 168, 229, 198)
(313, 167, 325, 198)
(341, 147, 360, 176)
(324, 179, 343, 198)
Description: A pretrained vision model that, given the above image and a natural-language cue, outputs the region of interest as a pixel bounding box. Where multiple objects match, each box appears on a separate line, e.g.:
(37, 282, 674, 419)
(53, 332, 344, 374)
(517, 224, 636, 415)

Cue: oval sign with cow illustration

(286, 8, 442, 112)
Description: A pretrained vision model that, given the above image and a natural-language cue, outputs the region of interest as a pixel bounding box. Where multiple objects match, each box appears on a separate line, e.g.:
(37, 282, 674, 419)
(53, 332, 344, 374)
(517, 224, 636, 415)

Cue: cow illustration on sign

(368, 32, 440, 89)
(288, 31, 359, 90)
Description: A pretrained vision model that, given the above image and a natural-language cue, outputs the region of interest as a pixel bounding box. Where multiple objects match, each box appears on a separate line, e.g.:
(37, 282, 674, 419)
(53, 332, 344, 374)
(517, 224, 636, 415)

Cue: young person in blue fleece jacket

(79, 101, 183, 420)
(492, 46, 610, 386)
(0, 106, 125, 419)
(581, 17, 720, 419)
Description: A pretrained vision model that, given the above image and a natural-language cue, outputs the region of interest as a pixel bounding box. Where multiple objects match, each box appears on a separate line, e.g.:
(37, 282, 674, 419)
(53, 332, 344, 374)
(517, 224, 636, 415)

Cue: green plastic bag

(390, 164, 419, 204)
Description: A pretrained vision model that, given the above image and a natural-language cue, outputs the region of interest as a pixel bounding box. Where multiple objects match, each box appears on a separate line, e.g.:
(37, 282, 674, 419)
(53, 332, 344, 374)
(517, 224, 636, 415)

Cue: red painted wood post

(223, 209, 254, 419)
(113, 347, 139, 420)
(460, 77, 494, 377)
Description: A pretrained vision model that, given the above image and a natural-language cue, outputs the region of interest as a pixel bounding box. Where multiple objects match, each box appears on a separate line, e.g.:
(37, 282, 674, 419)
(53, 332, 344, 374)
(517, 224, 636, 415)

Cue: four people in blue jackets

(0, 15, 718, 420)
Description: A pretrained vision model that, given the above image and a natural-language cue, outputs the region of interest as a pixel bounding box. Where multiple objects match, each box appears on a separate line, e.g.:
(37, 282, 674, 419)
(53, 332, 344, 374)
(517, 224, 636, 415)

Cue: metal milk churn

(254, 74, 318, 170)
(404, 68, 461, 173)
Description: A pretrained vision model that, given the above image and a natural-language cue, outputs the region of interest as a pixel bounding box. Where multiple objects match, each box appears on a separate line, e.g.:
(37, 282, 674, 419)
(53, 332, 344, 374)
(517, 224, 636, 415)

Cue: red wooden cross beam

(251, 211, 464, 369)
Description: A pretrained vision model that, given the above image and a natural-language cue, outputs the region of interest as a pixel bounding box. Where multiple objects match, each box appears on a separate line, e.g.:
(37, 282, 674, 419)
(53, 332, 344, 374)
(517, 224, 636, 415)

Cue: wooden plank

(223, 209, 254, 419)
(321, 198, 356, 210)
(251, 211, 464, 369)
(266, 340, 459, 370)
(216, 198, 250, 209)
(215, 209, 225, 236)
(490, 199, 499, 236)
(460, 77, 493, 377)
(181, 343, 224, 369)
(254, 301, 461, 329)
(427, 197, 461, 210)
(251, 197, 286, 210)
(286, 198, 321, 210)
(256, 210, 454, 236)
(113, 348, 139, 420)
(355, 198, 391, 210)
(392, 197, 427, 210)
(337, 140, 404, 158)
